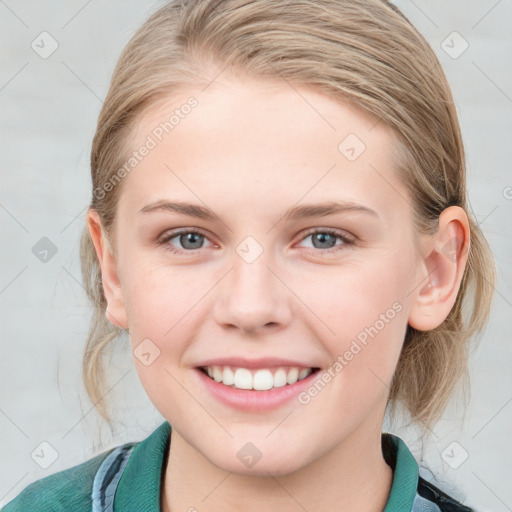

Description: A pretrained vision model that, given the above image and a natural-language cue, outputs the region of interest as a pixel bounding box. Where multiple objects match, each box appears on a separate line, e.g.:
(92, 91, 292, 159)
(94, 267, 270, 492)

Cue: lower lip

(194, 368, 320, 412)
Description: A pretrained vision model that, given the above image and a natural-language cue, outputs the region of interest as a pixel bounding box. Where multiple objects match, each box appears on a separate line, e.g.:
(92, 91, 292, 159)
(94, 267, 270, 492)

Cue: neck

(161, 422, 394, 512)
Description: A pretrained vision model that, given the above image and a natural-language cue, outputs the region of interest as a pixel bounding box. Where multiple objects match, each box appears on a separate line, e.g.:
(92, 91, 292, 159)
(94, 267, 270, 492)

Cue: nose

(213, 248, 292, 335)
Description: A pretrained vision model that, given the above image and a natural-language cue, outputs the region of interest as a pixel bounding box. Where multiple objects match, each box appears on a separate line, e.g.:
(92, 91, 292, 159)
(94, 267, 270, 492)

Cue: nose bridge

(214, 239, 291, 333)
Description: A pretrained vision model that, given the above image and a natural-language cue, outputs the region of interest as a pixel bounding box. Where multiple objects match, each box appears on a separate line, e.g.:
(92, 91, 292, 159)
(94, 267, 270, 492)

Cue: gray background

(1, 1, 511, 510)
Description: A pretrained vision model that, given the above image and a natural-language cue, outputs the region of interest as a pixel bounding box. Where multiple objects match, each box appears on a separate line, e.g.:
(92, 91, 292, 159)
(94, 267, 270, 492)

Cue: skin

(87, 75, 470, 512)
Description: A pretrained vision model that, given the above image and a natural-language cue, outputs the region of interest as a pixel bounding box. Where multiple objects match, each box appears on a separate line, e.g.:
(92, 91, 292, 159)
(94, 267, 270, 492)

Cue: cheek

(301, 252, 412, 389)
(302, 255, 410, 336)
(120, 258, 222, 393)
(121, 256, 206, 338)
(294, 267, 408, 435)
(121, 261, 210, 414)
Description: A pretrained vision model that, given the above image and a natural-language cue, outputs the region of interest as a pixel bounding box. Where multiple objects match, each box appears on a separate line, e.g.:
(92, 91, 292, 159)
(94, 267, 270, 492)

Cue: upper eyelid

(159, 228, 211, 242)
(300, 227, 354, 240)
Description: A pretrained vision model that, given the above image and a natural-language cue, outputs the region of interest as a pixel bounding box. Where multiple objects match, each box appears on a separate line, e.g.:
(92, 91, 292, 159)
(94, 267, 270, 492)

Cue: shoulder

(417, 476, 474, 512)
(3, 421, 171, 512)
(2, 447, 116, 512)
(382, 433, 474, 512)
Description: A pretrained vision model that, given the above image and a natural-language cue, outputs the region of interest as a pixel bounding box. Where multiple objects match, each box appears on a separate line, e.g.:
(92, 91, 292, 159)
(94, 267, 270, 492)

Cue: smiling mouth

(198, 365, 321, 391)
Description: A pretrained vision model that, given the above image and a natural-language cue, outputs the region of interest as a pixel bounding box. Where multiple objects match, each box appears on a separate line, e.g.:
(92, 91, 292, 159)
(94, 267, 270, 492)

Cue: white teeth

(298, 368, 311, 380)
(273, 368, 287, 388)
(253, 369, 274, 391)
(286, 367, 299, 385)
(203, 365, 314, 390)
(223, 366, 234, 386)
(234, 368, 252, 389)
(213, 366, 223, 382)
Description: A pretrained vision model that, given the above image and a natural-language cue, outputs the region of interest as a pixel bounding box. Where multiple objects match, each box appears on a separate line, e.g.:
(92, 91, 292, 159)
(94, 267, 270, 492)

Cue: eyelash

(158, 228, 355, 256)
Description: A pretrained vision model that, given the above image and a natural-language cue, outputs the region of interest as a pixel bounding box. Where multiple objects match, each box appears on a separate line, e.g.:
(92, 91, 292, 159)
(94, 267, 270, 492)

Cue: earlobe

(86, 208, 129, 330)
(106, 307, 127, 330)
(408, 206, 470, 331)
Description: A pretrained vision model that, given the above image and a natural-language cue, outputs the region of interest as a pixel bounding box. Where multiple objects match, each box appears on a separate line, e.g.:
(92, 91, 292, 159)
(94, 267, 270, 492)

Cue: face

(99, 76, 427, 475)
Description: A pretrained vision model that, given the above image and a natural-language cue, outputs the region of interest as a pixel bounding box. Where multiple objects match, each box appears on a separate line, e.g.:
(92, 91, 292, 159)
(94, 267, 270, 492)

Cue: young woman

(3, 0, 495, 511)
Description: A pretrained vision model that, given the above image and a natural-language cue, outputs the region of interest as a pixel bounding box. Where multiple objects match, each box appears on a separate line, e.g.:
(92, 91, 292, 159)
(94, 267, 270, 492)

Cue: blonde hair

(81, 0, 495, 431)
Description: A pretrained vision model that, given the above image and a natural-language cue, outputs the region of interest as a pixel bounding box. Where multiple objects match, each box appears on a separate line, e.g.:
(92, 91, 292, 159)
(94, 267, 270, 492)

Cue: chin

(208, 447, 309, 477)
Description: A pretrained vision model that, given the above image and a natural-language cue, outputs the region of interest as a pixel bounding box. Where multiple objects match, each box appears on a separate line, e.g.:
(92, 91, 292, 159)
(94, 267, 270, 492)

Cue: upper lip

(195, 357, 319, 369)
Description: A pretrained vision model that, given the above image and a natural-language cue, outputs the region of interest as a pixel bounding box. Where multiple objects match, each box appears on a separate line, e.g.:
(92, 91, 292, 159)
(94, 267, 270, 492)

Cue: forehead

(118, 77, 409, 222)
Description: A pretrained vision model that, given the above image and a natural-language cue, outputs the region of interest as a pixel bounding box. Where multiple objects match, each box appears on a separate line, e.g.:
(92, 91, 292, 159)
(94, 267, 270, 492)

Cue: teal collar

(115, 421, 171, 511)
(382, 432, 420, 511)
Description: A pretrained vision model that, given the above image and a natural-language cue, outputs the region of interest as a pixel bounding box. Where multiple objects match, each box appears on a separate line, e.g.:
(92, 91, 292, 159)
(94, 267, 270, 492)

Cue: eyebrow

(138, 200, 379, 220)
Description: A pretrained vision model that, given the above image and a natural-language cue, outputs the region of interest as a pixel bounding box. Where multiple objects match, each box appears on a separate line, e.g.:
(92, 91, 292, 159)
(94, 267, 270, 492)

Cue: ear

(86, 208, 128, 330)
(408, 206, 470, 331)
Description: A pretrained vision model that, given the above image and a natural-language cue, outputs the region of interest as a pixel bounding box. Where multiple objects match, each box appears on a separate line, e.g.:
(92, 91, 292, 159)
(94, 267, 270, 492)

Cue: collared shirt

(2, 421, 473, 511)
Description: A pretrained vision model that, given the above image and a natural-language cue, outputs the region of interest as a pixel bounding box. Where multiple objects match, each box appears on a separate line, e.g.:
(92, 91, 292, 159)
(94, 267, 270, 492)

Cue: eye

(158, 227, 355, 256)
(159, 229, 214, 254)
(297, 228, 354, 253)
